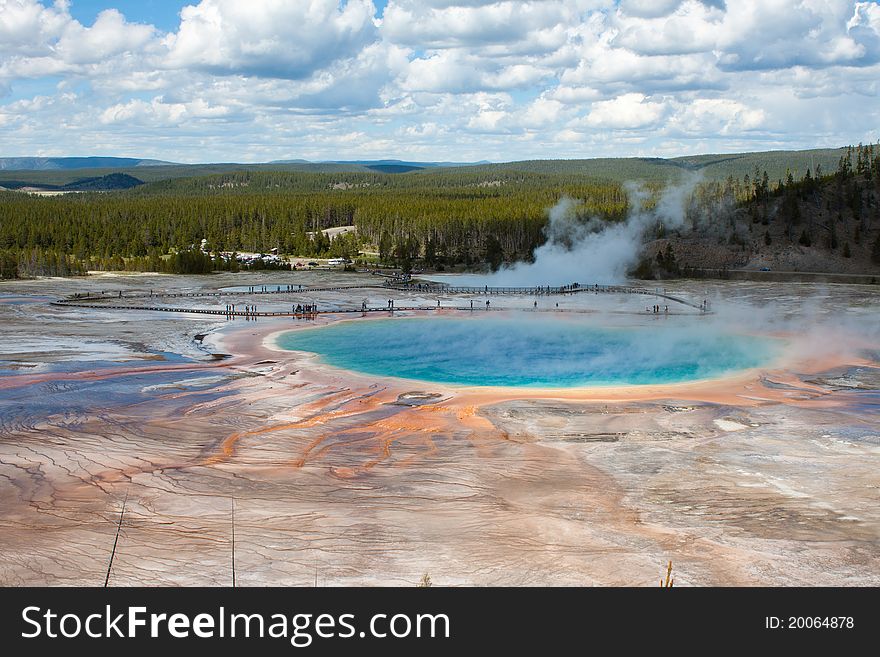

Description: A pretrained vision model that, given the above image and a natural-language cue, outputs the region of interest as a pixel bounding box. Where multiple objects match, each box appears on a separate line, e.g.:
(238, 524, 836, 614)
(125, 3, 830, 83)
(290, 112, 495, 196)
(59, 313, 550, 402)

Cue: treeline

(0, 247, 305, 278)
(745, 143, 880, 259)
(1, 144, 878, 279)
(0, 248, 87, 278)
(0, 175, 631, 277)
(637, 143, 880, 278)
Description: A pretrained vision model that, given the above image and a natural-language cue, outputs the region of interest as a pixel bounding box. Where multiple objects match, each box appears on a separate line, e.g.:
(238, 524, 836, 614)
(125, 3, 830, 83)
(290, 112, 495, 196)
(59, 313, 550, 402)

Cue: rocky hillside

(642, 156, 880, 278)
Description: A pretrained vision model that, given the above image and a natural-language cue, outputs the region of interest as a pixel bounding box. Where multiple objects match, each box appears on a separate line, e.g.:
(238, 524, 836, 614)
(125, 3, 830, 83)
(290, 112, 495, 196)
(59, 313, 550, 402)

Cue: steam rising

(467, 175, 701, 287)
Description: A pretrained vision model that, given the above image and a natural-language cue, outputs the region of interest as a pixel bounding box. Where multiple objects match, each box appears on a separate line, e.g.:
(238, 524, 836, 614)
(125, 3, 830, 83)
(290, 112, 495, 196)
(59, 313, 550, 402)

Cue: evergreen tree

(485, 235, 504, 272)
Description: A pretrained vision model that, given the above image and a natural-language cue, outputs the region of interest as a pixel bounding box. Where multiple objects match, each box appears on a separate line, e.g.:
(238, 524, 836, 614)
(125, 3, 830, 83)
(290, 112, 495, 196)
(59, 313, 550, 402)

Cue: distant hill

(0, 162, 377, 187)
(273, 159, 491, 173)
(0, 148, 851, 188)
(0, 172, 144, 192)
(364, 164, 426, 174)
(63, 173, 144, 191)
(457, 148, 848, 184)
(0, 156, 173, 171)
(322, 159, 489, 168)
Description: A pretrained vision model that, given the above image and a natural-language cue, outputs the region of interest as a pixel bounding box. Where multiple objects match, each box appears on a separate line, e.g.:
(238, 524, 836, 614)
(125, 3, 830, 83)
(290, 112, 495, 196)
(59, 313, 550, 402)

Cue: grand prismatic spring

(0, 271, 878, 586)
(277, 317, 780, 387)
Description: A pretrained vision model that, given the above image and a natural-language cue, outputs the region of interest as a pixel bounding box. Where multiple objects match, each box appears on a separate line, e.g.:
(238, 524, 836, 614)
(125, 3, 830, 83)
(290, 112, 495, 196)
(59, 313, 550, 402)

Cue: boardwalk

(53, 280, 708, 316)
(391, 283, 704, 310)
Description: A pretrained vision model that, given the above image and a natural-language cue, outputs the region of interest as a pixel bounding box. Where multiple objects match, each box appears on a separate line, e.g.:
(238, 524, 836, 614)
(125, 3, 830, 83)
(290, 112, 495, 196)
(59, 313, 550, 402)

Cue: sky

(0, 0, 879, 163)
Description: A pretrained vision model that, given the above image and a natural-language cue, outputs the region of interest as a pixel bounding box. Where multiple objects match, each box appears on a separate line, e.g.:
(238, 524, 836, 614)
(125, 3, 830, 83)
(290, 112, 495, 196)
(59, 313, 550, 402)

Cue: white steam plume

(482, 174, 702, 287)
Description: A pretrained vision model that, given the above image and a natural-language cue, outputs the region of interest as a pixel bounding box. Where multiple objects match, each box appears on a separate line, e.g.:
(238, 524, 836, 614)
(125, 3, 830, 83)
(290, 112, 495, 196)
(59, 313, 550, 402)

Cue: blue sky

(67, 1, 182, 31)
(68, 1, 390, 31)
(1, 1, 878, 163)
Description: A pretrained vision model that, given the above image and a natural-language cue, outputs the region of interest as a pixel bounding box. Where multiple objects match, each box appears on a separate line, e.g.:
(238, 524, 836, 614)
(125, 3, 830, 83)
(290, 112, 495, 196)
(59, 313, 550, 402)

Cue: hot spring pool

(277, 316, 780, 388)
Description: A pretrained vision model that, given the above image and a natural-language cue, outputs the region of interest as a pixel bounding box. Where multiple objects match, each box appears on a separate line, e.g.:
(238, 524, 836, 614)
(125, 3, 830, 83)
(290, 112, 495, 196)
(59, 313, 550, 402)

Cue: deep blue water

(278, 316, 780, 387)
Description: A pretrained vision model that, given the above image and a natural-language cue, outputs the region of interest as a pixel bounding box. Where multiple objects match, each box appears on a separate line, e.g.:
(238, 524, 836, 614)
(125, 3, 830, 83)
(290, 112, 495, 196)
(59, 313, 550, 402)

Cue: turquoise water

(278, 316, 779, 388)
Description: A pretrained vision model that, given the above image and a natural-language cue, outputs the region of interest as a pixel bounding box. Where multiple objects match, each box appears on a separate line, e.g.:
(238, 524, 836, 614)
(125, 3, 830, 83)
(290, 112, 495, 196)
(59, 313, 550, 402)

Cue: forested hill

(0, 144, 876, 280)
(0, 162, 378, 188)
(0, 147, 850, 189)
(0, 173, 143, 192)
(452, 148, 847, 184)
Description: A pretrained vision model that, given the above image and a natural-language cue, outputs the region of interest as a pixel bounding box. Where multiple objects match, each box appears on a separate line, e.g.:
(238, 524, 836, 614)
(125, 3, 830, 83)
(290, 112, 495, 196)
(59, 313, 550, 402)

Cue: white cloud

(0, 0, 70, 56)
(668, 98, 766, 135)
(0, 0, 878, 160)
(582, 92, 666, 129)
(614, 0, 880, 70)
(548, 85, 602, 104)
(618, 0, 684, 19)
(400, 50, 551, 93)
(381, 1, 576, 49)
(521, 96, 565, 127)
(612, 1, 723, 56)
(55, 8, 154, 64)
(163, 0, 379, 79)
(99, 97, 188, 126)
